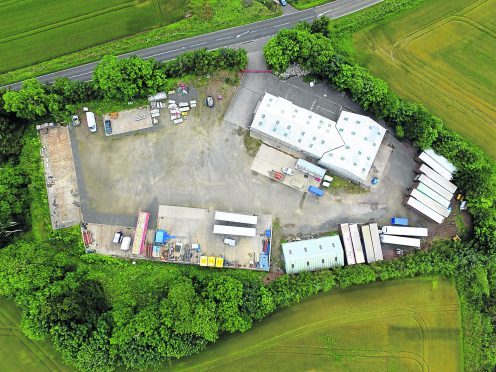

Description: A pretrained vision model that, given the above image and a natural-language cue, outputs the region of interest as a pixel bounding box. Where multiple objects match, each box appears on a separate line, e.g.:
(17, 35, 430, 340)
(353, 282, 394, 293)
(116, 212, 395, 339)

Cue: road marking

(190, 42, 207, 47)
(273, 22, 290, 28)
(251, 179, 261, 184)
(217, 36, 232, 41)
(236, 30, 250, 38)
(145, 47, 186, 58)
(298, 16, 315, 21)
(318, 9, 333, 17)
(68, 71, 92, 79)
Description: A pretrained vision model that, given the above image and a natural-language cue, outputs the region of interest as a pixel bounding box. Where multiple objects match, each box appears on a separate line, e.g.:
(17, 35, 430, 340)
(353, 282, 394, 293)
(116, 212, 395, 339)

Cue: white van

(86, 112, 97, 133)
(120, 236, 131, 251)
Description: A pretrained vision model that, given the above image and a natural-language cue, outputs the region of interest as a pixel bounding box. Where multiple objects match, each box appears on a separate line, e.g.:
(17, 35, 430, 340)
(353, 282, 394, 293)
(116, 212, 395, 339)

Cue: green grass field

(0, 297, 70, 372)
(353, 0, 496, 159)
(171, 277, 462, 371)
(0, 0, 186, 73)
(287, 0, 335, 10)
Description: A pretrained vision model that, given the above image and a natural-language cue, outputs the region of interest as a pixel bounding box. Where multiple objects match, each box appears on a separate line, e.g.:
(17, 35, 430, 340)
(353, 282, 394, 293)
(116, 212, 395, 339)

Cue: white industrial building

(250, 93, 386, 183)
(282, 236, 344, 274)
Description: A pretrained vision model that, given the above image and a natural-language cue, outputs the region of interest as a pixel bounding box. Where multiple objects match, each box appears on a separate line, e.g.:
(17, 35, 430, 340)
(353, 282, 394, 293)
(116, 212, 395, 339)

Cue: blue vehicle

(391, 217, 409, 226)
(308, 186, 324, 197)
(104, 119, 112, 135)
(280, 0, 287, 5)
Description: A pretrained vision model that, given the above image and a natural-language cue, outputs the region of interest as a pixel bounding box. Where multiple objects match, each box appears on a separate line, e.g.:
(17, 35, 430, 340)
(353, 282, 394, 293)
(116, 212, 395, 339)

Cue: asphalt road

(5, 0, 382, 89)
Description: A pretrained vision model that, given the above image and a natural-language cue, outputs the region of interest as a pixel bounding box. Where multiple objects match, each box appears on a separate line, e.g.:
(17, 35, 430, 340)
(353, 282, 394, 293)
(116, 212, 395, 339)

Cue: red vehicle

(270, 170, 284, 181)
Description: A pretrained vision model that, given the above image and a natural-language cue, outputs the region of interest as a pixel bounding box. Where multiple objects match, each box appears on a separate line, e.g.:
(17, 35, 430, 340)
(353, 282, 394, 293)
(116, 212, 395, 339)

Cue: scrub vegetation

(0, 0, 278, 86)
(352, 0, 496, 159)
(172, 278, 462, 371)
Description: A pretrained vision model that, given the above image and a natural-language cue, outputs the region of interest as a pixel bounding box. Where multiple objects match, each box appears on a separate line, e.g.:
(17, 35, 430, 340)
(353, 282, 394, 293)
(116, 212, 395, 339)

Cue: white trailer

(410, 189, 450, 217)
(381, 226, 428, 237)
(380, 234, 421, 248)
(369, 223, 383, 261)
(349, 224, 365, 264)
(416, 182, 451, 209)
(213, 225, 256, 237)
(406, 197, 445, 224)
(214, 211, 257, 225)
(360, 225, 376, 263)
(417, 163, 457, 193)
(339, 223, 356, 265)
(418, 152, 453, 180)
(425, 148, 457, 174)
(414, 174, 453, 201)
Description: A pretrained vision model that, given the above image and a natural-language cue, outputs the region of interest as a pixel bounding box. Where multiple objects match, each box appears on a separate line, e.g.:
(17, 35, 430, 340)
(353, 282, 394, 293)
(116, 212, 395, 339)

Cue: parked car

(282, 167, 294, 176)
(71, 114, 80, 126)
(205, 96, 214, 108)
(104, 119, 112, 135)
(280, 0, 287, 5)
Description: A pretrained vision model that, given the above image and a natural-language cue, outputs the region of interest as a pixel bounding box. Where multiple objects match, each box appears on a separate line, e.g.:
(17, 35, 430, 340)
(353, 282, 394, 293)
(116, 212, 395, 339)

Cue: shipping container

(380, 234, 421, 248)
(414, 174, 453, 201)
(213, 225, 256, 237)
(391, 217, 408, 226)
(410, 189, 450, 217)
(339, 223, 356, 265)
(214, 211, 257, 225)
(369, 223, 383, 261)
(381, 226, 428, 237)
(417, 163, 457, 193)
(349, 224, 365, 264)
(360, 225, 375, 263)
(406, 197, 445, 224)
(308, 186, 324, 197)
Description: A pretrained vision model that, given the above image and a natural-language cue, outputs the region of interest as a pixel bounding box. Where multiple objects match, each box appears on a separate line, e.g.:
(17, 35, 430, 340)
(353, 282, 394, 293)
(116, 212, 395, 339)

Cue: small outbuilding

(282, 236, 344, 275)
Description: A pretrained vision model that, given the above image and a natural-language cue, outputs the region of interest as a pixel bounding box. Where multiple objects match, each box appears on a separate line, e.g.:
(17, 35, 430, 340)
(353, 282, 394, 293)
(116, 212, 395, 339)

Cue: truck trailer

(380, 234, 421, 248)
(381, 226, 428, 237)
(406, 197, 445, 224)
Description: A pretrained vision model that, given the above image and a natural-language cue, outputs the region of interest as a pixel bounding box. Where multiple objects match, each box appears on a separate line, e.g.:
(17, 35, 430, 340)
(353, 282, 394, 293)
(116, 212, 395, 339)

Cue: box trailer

(415, 182, 451, 209)
(406, 196, 445, 224)
(360, 225, 376, 263)
(380, 234, 421, 248)
(414, 174, 453, 201)
(381, 226, 428, 237)
(349, 224, 365, 264)
(410, 189, 450, 218)
(418, 152, 453, 180)
(425, 148, 457, 174)
(339, 223, 356, 265)
(416, 163, 457, 194)
(369, 223, 383, 261)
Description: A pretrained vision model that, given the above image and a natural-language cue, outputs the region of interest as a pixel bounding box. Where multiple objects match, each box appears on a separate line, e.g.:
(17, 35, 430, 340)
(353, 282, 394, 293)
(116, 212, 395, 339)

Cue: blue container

(308, 186, 324, 197)
(265, 229, 271, 238)
(391, 217, 409, 226)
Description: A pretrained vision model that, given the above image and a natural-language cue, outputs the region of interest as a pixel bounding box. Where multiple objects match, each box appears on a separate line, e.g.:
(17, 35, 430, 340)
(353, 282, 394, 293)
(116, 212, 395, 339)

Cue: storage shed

(282, 236, 344, 274)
